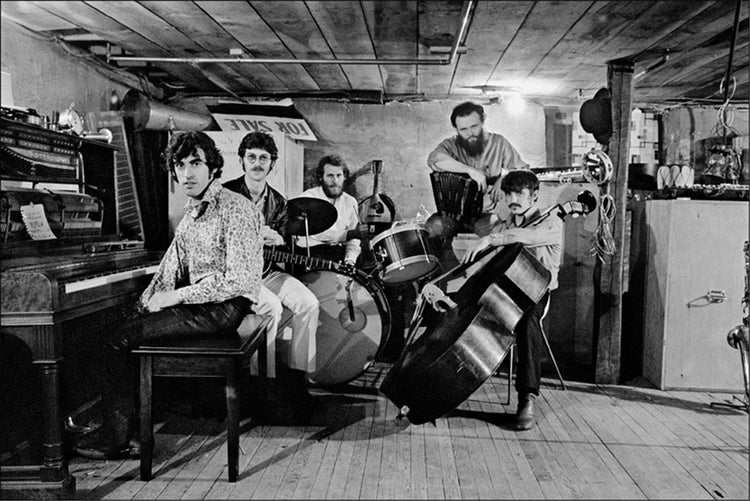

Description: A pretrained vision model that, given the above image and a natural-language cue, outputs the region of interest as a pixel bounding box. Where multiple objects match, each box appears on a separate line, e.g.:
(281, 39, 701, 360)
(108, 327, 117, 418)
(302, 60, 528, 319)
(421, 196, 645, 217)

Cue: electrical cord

(591, 193, 616, 262)
(711, 76, 740, 139)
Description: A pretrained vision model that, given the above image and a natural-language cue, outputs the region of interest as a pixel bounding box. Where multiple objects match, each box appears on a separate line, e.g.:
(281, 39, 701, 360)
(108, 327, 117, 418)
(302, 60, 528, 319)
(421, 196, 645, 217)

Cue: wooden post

(593, 58, 634, 384)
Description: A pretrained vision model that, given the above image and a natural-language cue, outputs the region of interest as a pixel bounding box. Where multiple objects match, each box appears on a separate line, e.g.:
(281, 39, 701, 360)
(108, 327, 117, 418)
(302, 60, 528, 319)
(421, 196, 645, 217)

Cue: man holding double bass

(462, 169, 563, 430)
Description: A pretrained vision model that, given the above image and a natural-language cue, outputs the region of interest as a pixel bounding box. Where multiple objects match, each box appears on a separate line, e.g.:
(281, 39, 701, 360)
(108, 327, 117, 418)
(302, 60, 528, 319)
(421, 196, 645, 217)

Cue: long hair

(162, 131, 224, 181)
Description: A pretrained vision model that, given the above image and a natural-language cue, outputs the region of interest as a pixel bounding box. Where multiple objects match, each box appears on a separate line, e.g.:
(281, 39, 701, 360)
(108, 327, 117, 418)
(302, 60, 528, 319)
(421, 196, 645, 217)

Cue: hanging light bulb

(505, 92, 526, 115)
(109, 89, 121, 111)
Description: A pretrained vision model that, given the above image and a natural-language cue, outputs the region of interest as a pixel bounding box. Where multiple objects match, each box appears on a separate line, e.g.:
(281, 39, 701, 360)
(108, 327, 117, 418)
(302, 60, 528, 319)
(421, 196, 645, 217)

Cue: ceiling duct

(122, 89, 213, 131)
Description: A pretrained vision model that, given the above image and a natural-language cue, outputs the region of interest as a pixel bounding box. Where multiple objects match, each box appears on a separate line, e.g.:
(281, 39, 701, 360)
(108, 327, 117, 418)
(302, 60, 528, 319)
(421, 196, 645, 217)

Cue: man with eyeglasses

(224, 131, 319, 424)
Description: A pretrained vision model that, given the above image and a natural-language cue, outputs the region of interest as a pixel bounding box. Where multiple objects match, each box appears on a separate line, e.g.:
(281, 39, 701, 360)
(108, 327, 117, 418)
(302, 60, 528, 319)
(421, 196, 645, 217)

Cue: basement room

(1, 1, 748, 499)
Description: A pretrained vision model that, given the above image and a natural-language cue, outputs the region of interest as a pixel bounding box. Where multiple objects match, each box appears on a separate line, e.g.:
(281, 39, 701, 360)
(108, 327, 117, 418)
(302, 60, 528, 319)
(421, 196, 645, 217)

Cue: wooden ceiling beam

(306, 1, 384, 91)
(641, 31, 749, 88)
(196, 0, 318, 92)
(138, 0, 269, 92)
(547, 1, 662, 90)
(487, 1, 594, 85)
(359, 0, 419, 96)
(251, 1, 349, 91)
(636, 61, 749, 102)
(30, 1, 167, 55)
(82, 0, 254, 94)
(451, 1, 530, 94)
(0, 1, 78, 32)
(584, 1, 716, 61)
(631, 0, 744, 63)
(416, 0, 464, 97)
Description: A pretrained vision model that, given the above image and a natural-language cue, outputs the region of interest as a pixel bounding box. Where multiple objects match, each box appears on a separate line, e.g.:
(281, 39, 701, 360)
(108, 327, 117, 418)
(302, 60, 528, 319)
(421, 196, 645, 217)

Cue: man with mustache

(294, 154, 365, 266)
(74, 131, 264, 457)
(224, 131, 319, 424)
(427, 101, 528, 237)
(461, 169, 563, 431)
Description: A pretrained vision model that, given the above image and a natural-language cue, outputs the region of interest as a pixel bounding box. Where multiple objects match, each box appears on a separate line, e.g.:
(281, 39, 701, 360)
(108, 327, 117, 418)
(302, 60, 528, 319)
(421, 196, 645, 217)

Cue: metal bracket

(706, 289, 727, 303)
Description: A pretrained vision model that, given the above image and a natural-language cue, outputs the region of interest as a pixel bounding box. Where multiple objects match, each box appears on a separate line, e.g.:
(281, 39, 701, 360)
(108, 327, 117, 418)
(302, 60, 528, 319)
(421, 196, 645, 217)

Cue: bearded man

(427, 101, 528, 240)
(294, 154, 365, 266)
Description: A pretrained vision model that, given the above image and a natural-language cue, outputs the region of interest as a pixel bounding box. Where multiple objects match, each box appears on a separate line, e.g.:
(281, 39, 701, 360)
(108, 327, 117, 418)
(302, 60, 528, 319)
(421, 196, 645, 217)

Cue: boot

(73, 408, 140, 459)
(252, 368, 315, 425)
(516, 393, 537, 431)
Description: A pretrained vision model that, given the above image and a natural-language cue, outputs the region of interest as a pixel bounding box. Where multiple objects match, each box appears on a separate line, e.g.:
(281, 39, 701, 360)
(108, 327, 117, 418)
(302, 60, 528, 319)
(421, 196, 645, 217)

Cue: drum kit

(283, 197, 441, 386)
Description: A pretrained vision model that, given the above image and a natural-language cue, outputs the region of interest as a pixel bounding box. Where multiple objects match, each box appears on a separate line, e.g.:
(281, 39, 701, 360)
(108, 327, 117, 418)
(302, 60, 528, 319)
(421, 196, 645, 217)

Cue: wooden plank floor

(69, 363, 749, 500)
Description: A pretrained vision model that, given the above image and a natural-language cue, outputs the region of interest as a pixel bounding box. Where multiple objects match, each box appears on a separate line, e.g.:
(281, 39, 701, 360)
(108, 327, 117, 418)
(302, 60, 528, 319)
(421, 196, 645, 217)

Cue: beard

(456, 132, 486, 156)
(322, 182, 343, 198)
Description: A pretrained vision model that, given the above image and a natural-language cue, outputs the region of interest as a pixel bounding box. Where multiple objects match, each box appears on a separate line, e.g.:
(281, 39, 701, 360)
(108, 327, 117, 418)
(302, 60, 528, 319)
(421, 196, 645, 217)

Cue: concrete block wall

(294, 99, 547, 222)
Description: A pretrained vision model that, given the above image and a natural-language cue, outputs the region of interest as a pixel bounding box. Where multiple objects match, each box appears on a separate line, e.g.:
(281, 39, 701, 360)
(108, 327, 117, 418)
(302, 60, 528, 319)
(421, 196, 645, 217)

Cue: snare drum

(370, 223, 439, 284)
(298, 269, 391, 386)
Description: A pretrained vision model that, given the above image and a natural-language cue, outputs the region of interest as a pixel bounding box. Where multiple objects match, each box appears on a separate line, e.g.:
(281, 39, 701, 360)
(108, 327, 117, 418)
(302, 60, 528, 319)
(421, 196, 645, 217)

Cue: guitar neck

(263, 247, 342, 271)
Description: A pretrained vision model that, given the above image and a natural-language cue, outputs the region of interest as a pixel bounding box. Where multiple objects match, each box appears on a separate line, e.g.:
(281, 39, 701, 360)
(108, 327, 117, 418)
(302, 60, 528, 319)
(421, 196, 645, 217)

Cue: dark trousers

(96, 297, 253, 446)
(514, 292, 550, 397)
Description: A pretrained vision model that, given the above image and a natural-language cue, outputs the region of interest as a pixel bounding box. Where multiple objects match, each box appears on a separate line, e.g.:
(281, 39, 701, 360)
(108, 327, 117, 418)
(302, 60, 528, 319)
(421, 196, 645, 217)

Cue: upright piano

(0, 116, 162, 498)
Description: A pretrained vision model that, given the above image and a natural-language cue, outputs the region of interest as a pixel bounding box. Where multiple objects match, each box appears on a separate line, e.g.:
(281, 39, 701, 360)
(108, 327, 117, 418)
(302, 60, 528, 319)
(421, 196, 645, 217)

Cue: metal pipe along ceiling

(108, 0, 474, 67)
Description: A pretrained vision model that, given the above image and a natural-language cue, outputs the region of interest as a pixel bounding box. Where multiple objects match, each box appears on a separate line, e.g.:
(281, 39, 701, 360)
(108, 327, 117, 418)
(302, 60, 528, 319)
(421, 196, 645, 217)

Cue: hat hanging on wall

(580, 88, 612, 145)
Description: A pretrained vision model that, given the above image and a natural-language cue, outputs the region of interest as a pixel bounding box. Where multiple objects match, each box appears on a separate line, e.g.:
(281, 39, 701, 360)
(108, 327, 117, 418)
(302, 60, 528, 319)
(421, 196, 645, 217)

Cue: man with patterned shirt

(74, 131, 264, 458)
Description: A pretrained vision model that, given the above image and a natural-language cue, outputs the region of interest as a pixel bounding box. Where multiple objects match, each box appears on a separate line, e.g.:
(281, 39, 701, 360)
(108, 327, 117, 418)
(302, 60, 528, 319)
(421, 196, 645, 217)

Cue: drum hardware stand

(290, 211, 313, 272)
(303, 214, 312, 260)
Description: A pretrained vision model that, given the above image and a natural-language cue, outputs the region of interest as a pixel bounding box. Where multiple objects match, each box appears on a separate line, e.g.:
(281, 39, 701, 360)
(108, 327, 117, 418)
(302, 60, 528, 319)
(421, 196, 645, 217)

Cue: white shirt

(294, 186, 361, 263)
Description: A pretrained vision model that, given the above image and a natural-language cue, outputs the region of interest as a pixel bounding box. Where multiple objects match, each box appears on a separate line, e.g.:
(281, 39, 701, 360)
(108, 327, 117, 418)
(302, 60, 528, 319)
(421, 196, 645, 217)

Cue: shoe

(254, 369, 316, 425)
(72, 409, 139, 459)
(74, 437, 140, 460)
(65, 416, 100, 435)
(515, 393, 537, 431)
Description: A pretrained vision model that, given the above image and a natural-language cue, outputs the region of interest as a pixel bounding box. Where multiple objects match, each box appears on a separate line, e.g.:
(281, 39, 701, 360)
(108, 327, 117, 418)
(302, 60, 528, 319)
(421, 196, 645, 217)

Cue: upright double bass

(380, 191, 597, 424)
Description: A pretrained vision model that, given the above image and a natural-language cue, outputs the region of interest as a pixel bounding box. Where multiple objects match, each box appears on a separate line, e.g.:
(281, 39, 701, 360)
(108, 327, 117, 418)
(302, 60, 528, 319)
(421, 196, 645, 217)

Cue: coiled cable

(592, 193, 616, 262)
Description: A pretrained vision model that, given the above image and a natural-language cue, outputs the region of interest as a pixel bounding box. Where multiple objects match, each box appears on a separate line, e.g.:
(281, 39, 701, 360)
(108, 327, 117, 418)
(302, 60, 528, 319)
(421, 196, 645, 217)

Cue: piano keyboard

(64, 264, 159, 293)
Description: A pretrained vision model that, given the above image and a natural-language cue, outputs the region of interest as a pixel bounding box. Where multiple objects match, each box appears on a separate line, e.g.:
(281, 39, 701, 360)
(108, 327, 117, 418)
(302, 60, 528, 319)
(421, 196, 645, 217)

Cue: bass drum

(298, 269, 391, 386)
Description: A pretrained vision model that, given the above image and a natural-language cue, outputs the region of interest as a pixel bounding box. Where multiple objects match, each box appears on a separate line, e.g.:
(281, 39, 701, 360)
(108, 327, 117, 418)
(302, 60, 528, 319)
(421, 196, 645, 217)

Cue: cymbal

(286, 197, 338, 236)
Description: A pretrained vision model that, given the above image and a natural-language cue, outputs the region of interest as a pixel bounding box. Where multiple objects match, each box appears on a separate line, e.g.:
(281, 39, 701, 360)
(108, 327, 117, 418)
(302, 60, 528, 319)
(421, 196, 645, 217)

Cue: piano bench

(132, 314, 271, 483)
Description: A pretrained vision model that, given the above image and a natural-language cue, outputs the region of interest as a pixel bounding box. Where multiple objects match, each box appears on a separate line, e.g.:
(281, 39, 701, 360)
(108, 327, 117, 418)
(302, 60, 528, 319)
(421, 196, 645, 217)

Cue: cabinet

(642, 199, 748, 391)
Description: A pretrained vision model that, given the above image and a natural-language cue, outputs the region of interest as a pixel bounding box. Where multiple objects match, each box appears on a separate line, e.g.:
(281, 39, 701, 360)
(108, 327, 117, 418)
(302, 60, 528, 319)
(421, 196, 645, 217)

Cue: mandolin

(358, 159, 395, 237)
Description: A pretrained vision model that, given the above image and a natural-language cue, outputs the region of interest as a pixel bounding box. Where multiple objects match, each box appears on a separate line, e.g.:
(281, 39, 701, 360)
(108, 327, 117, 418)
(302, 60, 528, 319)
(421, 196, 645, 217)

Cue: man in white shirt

(294, 154, 364, 266)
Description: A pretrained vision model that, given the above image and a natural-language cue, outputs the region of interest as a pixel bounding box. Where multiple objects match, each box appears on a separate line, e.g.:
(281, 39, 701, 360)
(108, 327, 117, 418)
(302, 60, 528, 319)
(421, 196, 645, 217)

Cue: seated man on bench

(73, 131, 264, 459)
